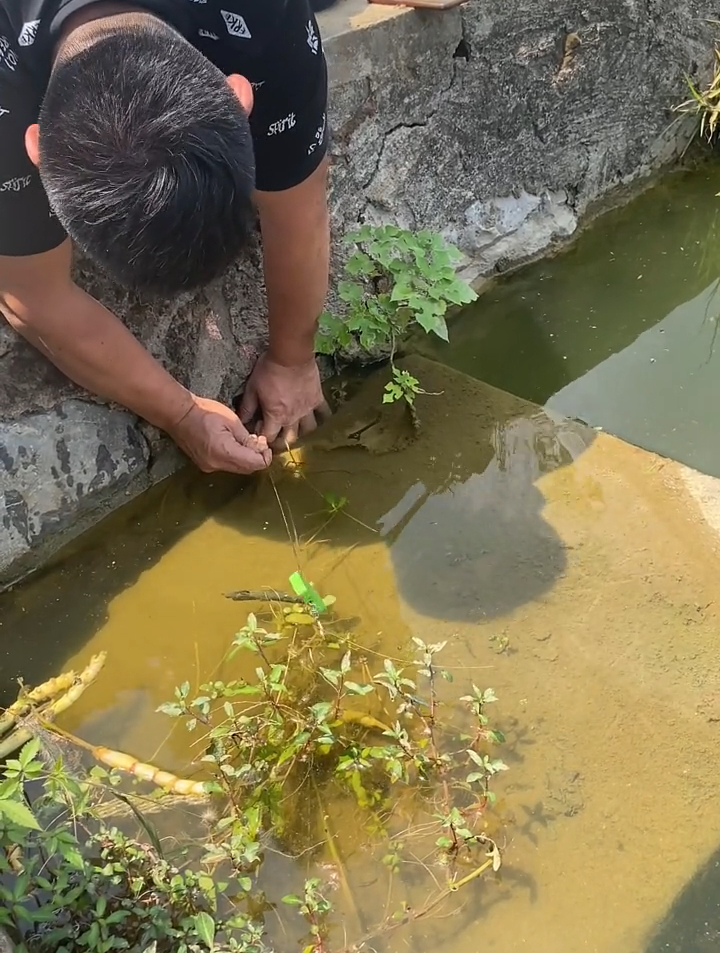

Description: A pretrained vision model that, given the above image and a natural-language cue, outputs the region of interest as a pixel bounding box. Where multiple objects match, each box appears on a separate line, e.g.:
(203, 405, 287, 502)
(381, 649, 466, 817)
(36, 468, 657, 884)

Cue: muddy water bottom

(3, 357, 720, 953)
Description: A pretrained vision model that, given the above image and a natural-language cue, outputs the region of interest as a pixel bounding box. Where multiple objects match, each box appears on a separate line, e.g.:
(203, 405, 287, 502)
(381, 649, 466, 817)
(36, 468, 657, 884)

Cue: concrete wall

(0, 0, 716, 586)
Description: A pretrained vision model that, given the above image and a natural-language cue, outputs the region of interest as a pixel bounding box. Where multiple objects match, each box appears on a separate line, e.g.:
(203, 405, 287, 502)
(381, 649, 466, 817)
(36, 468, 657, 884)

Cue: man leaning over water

(0, 0, 334, 475)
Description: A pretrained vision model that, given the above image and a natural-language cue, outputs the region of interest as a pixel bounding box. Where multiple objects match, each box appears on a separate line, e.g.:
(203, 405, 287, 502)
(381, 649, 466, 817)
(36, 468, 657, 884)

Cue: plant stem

(347, 858, 494, 950)
(225, 590, 297, 605)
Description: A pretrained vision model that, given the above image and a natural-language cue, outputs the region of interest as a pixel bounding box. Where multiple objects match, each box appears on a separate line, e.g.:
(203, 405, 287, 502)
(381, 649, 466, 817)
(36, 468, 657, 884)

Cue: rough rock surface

(0, 0, 716, 585)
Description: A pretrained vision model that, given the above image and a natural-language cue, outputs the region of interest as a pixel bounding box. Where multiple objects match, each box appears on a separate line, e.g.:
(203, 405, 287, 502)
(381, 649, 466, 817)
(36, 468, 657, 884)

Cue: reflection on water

(422, 165, 720, 478)
(3, 354, 720, 952)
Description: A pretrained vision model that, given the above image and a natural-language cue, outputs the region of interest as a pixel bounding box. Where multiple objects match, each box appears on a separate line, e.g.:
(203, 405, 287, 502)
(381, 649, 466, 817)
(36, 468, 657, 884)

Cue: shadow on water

(644, 845, 720, 953)
(212, 364, 579, 624)
(0, 356, 583, 699)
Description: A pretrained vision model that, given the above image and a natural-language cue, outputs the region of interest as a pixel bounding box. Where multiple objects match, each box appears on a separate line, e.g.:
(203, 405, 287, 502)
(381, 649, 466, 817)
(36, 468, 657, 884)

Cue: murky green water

(423, 165, 720, 477)
(4, 168, 720, 953)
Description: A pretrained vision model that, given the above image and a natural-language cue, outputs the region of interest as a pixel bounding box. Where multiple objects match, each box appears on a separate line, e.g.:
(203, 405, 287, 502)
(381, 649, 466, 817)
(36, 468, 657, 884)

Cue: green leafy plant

(158, 611, 509, 947)
(282, 879, 334, 953)
(0, 600, 511, 953)
(383, 366, 427, 405)
(316, 225, 477, 407)
(0, 739, 264, 953)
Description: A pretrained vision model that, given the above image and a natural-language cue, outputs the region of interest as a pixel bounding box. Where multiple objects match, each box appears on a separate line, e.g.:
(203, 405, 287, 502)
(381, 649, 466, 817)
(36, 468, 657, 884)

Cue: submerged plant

(316, 225, 477, 407)
(0, 597, 511, 953)
(157, 610, 509, 948)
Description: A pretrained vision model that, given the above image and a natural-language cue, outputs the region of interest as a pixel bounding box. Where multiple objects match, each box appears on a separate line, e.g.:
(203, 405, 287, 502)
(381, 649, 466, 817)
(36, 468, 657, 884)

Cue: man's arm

(261, 156, 330, 366)
(0, 240, 271, 474)
(240, 157, 331, 445)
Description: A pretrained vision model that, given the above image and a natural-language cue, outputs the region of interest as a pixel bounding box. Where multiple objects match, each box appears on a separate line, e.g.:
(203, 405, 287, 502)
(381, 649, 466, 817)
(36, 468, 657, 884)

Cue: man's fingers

(260, 415, 283, 446)
(223, 417, 272, 471)
(273, 425, 298, 452)
(238, 387, 259, 425)
(246, 433, 273, 467)
(271, 410, 323, 451)
(315, 400, 333, 424)
(223, 445, 272, 475)
(299, 413, 318, 436)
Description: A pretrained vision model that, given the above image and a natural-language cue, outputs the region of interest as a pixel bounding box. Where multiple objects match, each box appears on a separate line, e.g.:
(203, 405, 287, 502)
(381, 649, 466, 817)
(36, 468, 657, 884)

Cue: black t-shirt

(0, 0, 328, 256)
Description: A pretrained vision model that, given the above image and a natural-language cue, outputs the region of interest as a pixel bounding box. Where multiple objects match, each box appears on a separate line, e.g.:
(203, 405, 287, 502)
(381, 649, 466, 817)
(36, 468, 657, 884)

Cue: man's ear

(226, 74, 254, 115)
(25, 124, 40, 166)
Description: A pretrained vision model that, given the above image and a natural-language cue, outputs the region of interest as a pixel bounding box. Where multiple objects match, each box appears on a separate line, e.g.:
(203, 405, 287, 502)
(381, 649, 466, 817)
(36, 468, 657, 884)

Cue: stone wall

(0, 0, 716, 586)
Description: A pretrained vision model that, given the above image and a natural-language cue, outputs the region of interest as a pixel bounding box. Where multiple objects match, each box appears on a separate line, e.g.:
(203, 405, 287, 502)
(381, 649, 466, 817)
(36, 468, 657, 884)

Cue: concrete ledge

(0, 0, 717, 585)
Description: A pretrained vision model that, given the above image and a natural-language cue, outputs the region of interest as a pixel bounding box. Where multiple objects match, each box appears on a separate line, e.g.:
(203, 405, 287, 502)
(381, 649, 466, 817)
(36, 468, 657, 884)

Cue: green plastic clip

(289, 571, 327, 614)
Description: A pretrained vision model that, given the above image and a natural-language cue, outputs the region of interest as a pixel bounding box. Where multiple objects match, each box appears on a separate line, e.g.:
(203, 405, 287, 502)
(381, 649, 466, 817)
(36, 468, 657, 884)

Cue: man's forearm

(3, 283, 194, 431)
(256, 158, 330, 366)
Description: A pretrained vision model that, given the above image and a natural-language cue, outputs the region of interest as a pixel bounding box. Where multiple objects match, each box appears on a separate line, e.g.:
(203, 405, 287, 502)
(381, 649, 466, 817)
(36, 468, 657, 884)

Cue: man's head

(26, 13, 256, 294)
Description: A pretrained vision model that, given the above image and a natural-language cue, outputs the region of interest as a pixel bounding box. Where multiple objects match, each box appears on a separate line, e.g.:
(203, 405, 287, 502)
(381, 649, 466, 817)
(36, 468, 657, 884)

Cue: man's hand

(239, 352, 330, 447)
(1, 243, 273, 479)
(169, 395, 272, 475)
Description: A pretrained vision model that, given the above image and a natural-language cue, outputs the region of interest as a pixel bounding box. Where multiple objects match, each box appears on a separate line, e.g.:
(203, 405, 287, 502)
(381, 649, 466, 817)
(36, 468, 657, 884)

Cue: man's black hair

(38, 17, 256, 294)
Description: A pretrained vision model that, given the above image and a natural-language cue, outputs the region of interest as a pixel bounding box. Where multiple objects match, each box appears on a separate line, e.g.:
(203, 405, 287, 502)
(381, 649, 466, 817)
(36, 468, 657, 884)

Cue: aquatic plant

(675, 46, 720, 144)
(316, 225, 477, 407)
(0, 596, 509, 953)
(0, 749, 260, 953)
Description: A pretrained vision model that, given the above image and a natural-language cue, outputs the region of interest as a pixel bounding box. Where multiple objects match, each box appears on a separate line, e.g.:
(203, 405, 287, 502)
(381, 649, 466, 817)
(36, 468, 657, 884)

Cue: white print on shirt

(0, 36, 18, 71)
(306, 20, 319, 54)
(0, 175, 32, 193)
(18, 20, 40, 47)
(188, 0, 208, 5)
(198, 28, 218, 39)
(0, 106, 9, 119)
(268, 112, 296, 137)
(250, 80, 265, 90)
(221, 10, 251, 39)
(307, 112, 326, 155)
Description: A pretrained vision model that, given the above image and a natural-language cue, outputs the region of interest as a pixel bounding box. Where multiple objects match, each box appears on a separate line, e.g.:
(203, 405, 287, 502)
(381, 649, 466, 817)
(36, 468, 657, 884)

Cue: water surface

(423, 165, 720, 477)
(4, 170, 720, 952)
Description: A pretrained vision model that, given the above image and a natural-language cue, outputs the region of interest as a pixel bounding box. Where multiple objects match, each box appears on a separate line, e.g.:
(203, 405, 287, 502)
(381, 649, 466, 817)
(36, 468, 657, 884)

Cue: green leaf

(338, 280, 364, 305)
(193, 912, 216, 949)
(345, 252, 376, 277)
(430, 314, 449, 342)
(446, 282, 477, 305)
(414, 304, 446, 337)
(282, 895, 303, 906)
(383, 384, 402, 404)
(344, 682, 374, 696)
(18, 738, 41, 769)
(0, 798, 40, 830)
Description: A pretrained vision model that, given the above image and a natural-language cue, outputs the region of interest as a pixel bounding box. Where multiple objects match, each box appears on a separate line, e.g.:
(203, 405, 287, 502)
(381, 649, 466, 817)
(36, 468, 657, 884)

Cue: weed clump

(316, 225, 477, 407)
(0, 599, 511, 953)
(675, 48, 720, 144)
